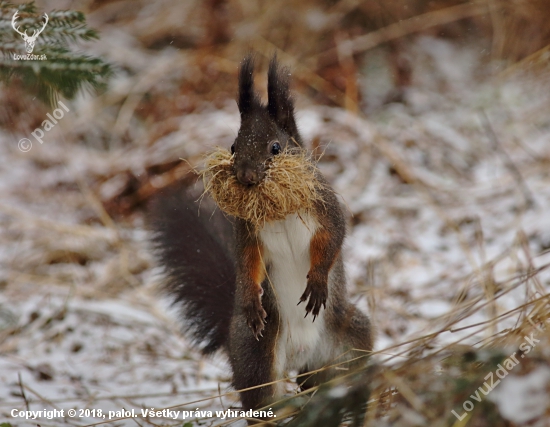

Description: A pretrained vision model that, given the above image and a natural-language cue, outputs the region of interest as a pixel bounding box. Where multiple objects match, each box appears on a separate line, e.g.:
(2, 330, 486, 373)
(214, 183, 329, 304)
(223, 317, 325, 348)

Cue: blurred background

(1, 0, 550, 425)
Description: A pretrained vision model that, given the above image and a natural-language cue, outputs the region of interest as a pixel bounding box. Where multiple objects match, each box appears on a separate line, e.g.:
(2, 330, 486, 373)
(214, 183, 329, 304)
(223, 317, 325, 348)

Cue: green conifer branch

(0, 0, 112, 105)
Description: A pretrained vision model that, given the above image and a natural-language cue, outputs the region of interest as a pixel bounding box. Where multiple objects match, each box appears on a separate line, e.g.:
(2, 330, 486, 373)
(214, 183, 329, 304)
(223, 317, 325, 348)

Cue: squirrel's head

(232, 55, 303, 187)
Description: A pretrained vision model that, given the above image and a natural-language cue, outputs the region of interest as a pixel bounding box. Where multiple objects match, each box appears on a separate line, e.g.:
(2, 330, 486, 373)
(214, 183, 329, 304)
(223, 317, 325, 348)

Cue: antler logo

(12, 11, 48, 54)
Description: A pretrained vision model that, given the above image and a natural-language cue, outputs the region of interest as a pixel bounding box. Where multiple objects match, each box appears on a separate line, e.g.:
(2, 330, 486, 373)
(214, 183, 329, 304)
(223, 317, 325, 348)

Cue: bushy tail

(149, 182, 235, 354)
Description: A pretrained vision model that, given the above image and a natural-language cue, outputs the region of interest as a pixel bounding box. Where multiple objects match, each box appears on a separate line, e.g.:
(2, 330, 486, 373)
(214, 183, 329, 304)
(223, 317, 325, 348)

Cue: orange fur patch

(242, 243, 265, 287)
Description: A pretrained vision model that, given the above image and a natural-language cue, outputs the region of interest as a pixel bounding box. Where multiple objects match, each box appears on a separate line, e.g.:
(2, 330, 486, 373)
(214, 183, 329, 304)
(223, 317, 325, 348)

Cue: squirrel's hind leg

(228, 294, 282, 413)
(298, 305, 373, 392)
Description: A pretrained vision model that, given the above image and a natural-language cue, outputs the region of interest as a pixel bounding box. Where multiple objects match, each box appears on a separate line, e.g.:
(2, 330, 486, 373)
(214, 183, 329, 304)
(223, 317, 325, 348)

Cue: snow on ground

(1, 36, 550, 426)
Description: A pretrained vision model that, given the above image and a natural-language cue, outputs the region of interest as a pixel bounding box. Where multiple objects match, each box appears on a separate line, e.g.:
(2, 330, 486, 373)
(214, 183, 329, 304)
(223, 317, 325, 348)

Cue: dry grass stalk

(201, 147, 325, 228)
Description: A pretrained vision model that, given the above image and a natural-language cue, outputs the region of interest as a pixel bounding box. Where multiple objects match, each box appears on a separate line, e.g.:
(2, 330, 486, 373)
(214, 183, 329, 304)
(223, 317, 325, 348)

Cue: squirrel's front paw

(298, 274, 328, 321)
(243, 293, 267, 340)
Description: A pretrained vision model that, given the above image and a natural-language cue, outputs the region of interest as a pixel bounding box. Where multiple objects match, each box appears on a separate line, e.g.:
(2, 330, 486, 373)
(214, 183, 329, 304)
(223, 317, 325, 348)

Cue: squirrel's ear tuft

(267, 55, 302, 145)
(238, 55, 261, 117)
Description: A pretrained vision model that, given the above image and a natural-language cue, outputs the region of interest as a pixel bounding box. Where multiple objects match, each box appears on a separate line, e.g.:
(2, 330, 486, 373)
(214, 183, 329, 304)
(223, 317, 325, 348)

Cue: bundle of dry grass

(201, 147, 325, 228)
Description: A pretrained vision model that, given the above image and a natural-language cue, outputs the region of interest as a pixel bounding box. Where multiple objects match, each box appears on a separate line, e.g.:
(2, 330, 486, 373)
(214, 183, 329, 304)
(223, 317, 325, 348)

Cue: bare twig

(309, 2, 488, 67)
(18, 372, 30, 412)
(480, 110, 536, 209)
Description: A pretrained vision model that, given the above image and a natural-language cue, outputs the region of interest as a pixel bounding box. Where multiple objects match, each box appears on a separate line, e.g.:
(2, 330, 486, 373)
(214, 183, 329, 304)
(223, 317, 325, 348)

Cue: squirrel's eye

(271, 142, 281, 155)
(231, 144, 235, 154)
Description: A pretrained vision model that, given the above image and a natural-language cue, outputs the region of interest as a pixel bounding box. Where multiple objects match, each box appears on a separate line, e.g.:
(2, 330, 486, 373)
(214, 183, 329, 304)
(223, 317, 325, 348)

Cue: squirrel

(149, 55, 373, 416)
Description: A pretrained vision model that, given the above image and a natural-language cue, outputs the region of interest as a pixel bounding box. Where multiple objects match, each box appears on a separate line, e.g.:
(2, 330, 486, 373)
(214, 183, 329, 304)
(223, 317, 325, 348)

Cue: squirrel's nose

(237, 168, 259, 186)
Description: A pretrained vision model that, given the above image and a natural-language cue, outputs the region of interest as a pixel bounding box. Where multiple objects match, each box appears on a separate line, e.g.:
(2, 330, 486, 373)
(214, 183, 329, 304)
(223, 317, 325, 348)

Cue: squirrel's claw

(244, 295, 267, 340)
(299, 277, 328, 321)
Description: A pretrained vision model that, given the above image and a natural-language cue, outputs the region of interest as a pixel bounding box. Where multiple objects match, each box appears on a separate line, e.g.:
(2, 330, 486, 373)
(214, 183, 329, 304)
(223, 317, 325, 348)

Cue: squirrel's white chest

(259, 212, 327, 372)
(259, 212, 317, 261)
